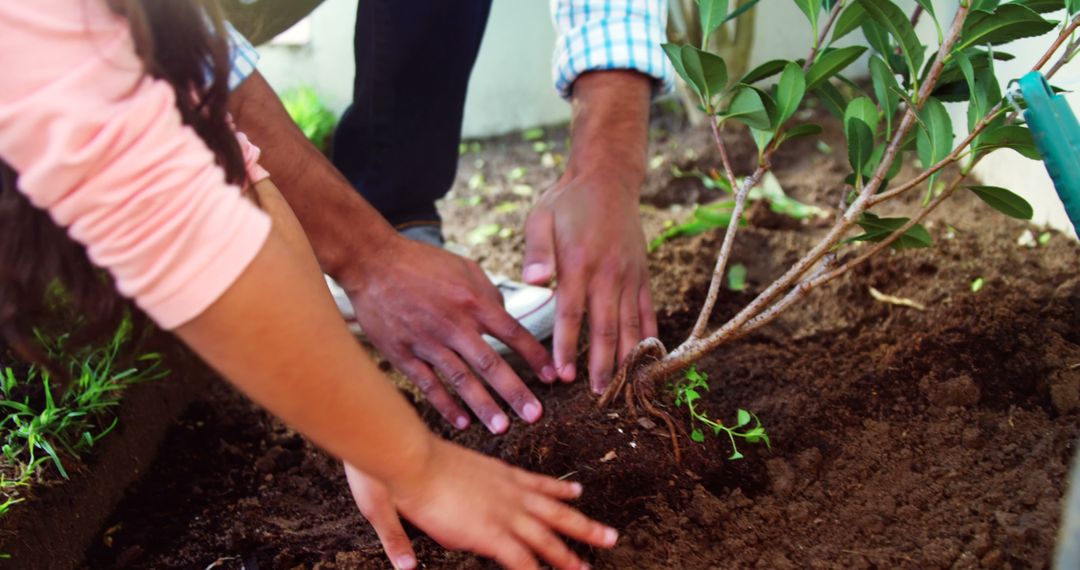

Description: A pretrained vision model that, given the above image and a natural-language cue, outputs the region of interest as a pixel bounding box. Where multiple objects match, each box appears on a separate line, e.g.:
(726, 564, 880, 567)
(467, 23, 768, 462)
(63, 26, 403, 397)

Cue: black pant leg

(331, 0, 494, 228)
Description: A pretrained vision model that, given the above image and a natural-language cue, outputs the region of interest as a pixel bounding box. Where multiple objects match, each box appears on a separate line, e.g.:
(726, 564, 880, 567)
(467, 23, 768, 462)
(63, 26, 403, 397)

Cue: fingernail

(581, 564, 592, 570)
(604, 527, 619, 547)
(490, 413, 509, 434)
(396, 555, 416, 570)
(522, 263, 549, 283)
(571, 482, 583, 496)
(559, 363, 576, 382)
(455, 416, 470, 430)
(541, 365, 558, 383)
(522, 402, 542, 423)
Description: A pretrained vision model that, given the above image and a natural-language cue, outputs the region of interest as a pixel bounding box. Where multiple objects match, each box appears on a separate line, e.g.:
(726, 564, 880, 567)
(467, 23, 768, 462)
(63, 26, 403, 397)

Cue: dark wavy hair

(0, 0, 248, 365)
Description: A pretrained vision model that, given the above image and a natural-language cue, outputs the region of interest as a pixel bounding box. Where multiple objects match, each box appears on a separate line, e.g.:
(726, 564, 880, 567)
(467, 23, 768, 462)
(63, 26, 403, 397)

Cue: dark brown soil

(82, 109, 1080, 569)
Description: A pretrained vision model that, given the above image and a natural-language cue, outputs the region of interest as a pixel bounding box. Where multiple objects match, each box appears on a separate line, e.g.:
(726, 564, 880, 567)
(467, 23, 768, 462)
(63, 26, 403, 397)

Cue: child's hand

(346, 440, 616, 570)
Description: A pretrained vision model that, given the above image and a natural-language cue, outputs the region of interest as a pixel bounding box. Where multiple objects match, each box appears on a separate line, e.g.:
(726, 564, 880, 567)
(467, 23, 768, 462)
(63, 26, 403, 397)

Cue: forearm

(175, 216, 432, 484)
(564, 71, 652, 192)
(228, 71, 394, 287)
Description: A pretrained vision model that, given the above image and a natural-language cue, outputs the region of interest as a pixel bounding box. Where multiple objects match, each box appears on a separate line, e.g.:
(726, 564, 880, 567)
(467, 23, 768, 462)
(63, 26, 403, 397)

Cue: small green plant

(281, 86, 338, 153)
(673, 365, 770, 459)
(0, 316, 167, 518)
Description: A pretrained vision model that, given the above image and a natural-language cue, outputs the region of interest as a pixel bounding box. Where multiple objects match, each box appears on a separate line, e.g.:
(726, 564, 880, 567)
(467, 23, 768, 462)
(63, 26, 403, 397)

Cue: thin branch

(1033, 14, 1080, 72)
(688, 0, 845, 340)
(805, 0, 846, 71)
(869, 101, 1005, 206)
(709, 119, 740, 190)
(689, 166, 765, 339)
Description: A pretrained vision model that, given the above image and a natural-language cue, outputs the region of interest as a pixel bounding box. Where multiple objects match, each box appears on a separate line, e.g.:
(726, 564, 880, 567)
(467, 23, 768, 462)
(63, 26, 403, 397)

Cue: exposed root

(598, 338, 683, 464)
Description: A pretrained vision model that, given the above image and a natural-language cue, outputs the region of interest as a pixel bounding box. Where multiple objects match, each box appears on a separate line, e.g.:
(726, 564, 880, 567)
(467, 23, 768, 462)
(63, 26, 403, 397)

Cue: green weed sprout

(672, 365, 770, 460)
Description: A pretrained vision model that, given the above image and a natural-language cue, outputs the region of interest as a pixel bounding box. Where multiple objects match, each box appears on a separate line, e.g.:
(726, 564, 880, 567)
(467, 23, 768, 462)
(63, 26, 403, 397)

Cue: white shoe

(325, 273, 555, 355)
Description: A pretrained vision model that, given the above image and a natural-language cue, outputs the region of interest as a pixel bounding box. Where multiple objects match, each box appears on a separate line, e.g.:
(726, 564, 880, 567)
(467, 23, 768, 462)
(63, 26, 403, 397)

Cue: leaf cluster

(662, 0, 1063, 252)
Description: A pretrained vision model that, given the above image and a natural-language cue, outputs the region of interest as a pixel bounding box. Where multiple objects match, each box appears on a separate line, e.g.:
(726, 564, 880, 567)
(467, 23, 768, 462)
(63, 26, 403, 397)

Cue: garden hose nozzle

(1014, 72, 1080, 234)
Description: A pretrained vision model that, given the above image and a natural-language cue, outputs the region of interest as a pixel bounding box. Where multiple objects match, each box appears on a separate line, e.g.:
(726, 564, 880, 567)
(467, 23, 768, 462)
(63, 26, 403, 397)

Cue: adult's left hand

(521, 71, 657, 394)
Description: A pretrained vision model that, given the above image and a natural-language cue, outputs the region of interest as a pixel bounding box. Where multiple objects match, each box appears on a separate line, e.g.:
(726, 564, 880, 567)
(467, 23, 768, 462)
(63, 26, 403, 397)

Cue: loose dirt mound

(84, 112, 1080, 569)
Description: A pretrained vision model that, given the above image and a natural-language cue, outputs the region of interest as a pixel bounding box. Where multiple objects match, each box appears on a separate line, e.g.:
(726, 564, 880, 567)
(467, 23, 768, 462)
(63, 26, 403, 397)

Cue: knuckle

(557, 304, 584, 324)
(594, 323, 619, 342)
(498, 319, 527, 342)
(622, 314, 642, 331)
(444, 367, 471, 390)
(474, 350, 501, 375)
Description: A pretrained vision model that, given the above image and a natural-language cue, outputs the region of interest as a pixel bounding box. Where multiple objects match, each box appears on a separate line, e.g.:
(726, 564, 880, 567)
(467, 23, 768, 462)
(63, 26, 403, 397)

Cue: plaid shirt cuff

(225, 21, 259, 91)
(551, 0, 674, 100)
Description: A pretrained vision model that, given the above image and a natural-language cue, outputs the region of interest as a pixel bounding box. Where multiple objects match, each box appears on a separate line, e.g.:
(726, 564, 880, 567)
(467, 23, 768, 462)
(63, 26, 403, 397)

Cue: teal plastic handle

(1017, 71, 1080, 234)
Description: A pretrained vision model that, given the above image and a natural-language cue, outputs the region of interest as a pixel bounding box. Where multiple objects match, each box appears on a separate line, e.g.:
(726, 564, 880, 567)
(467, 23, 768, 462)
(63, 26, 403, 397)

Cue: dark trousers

(332, 0, 494, 228)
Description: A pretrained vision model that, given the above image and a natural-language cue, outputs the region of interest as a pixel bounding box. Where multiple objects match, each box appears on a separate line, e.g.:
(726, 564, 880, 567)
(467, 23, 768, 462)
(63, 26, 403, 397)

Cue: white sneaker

(325, 273, 555, 355)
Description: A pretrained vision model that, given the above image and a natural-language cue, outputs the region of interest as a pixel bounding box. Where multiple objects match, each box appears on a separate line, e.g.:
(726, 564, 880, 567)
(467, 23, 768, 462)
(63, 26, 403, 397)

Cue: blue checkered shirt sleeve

(225, 21, 259, 91)
(551, 0, 674, 99)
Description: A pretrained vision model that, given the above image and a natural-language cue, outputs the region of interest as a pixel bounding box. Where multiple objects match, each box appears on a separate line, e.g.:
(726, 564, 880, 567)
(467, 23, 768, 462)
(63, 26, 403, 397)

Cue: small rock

(637, 417, 657, 430)
(600, 450, 617, 462)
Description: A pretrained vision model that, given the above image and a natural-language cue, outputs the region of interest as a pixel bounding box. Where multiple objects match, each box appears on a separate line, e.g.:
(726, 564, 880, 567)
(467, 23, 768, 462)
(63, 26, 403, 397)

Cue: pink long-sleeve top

(0, 1, 272, 329)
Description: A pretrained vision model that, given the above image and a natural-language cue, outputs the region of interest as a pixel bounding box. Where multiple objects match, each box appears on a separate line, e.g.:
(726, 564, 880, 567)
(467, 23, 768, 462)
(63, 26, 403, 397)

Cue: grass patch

(0, 316, 168, 519)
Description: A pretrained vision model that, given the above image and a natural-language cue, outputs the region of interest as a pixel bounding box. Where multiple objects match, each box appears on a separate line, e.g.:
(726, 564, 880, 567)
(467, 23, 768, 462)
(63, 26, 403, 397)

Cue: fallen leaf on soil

(600, 450, 617, 462)
(869, 287, 927, 311)
(637, 417, 657, 430)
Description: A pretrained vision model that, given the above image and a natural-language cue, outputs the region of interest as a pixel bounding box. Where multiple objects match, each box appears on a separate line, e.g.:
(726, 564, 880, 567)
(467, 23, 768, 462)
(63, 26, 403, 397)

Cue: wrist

(322, 220, 398, 293)
(564, 70, 652, 192)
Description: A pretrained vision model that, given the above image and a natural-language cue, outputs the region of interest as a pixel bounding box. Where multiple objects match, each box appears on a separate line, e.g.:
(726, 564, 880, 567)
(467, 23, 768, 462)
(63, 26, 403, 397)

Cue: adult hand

(347, 440, 617, 570)
(346, 235, 558, 433)
(522, 71, 657, 393)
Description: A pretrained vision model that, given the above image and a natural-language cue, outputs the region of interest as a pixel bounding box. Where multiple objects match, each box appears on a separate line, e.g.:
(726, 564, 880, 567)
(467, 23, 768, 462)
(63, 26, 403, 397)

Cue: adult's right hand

(343, 235, 558, 433)
(348, 439, 617, 570)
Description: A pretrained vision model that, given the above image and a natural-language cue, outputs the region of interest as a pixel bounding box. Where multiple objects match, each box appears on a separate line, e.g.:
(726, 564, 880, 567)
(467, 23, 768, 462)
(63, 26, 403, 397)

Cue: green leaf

(776, 63, 807, 125)
(967, 185, 1034, 219)
(974, 124, 1041, 160)
(699, 0, 731, 43)
(736, 409, 752, 427)
(727, 263, 748, 291)
(691, 429, 706, 443)
(1069, 0, 1080, 13)
(957, 5, 1057, 52)
(852, 213, 934, 249)
(680, 45, 730, 104)
(915, 97, 953, 194)
(856, 0, 925, 86)
(831, 2, 868, 43)
(844, 97, 879, 179)
(813, 81, 849, 118)
(723, 87, 771, 130)
(971, 0, 1002, 10)
(729, 450, 745, 460)
(778, 123, 824, 145)
(740, 59, 790, 85)
(806, 46, 868, 89)
(725, 0, 761, 23)
(792, 0, 824, 31)
(663, 43, 691, 90)
(869, 55, 900, 138)
(1008, 0, 1067, 13)
(971, 277, 986, 293)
